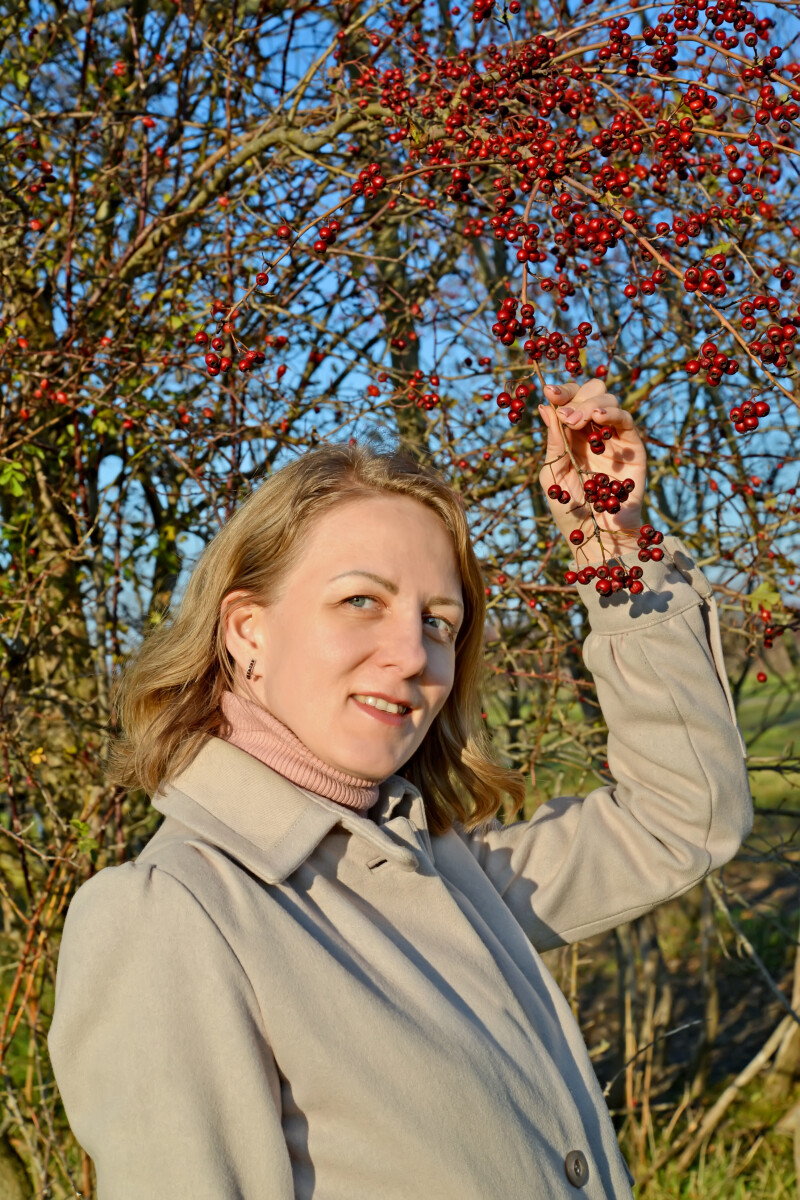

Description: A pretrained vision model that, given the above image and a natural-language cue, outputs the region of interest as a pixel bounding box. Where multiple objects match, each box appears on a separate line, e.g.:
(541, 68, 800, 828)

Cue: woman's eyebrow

(329, 570, 464, 610)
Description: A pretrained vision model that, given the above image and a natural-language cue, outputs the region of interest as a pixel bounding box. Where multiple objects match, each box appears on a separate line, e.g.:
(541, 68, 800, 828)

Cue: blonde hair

(107, 438, 526, 836)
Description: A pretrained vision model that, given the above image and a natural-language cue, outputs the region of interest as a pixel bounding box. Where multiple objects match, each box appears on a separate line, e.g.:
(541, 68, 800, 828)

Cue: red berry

(256, 272, 269, 287)
(194, 331, 209, 346)
(276, 224, 292, 239)
(757, 671, 767, 683)
(569, 530, 584, 545)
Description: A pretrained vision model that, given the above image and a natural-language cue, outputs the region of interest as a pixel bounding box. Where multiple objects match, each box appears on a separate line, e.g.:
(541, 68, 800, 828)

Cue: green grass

(736, 678, 800, 810)
(639, 1131, 796, 1198)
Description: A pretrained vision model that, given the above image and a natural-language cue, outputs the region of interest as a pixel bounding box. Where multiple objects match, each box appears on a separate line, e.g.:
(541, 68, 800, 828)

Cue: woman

(48, 380, 752, 1199)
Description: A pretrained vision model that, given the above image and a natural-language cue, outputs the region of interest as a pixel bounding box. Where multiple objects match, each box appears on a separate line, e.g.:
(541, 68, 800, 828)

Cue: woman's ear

(221, 590, 264, 665)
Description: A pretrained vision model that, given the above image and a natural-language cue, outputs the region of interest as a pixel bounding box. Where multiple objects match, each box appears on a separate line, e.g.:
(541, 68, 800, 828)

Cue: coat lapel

(149, 737, 425, 883)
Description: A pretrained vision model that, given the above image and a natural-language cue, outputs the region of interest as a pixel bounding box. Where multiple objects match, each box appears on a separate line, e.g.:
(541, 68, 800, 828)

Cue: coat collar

(149, 737, 427, 884)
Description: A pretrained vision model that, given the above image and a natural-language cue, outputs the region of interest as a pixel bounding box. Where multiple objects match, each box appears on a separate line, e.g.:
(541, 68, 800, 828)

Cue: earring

(245, 659, 255, 680)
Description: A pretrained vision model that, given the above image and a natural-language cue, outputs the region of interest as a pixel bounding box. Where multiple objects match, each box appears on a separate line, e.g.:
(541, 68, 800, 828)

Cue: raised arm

(48, 861, 295, 1200)
(459, 380, 752, 952)
(461, 537, 752, 951)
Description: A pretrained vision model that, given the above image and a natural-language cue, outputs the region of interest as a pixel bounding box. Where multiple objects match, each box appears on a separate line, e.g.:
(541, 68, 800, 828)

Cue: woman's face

(224, 494, 465, 781)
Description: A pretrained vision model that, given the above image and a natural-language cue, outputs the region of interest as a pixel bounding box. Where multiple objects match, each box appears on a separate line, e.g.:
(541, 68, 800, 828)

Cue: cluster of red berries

(683, 253, 732, 297)
(351, 163, 387, 199)
(14, 132, 54, 199)
(728, 398, 770, 433)
(584, 472, 636, 513)
(489, 298, 593, 379)
(564, 562, 647, 595)
(17, 378, 70, 421)
(587, 421, 616, 454)
(763, 620, 789, 650)
(491, 296, 533, 346)
(747, 320, 798, 369)
(313, 219, 341, 255)
(409, 370, 441, 411)
(524, 323, 592, 376)
(496, 383, 531, 424)
(685, 339, 739, 387)
(771, 265, 797, 292)
(546, 483, 571, 505)
(491, 210, 540, 246)
(473, 0, 495, 20)
(637, 524, 665, 561)
(738, 294, 782, 326)
(445, 165, 472, 203)
(194, 329, 265, 377)
(752, 83, 800, 130)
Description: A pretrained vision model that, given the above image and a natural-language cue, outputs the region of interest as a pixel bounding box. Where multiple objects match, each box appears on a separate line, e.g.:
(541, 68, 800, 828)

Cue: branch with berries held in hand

(535, 377, 666, 596)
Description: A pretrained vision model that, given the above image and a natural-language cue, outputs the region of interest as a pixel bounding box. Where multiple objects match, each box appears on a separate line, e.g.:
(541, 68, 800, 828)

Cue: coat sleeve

(48, 860, 295, 1200)
(461, 537, 753, 953)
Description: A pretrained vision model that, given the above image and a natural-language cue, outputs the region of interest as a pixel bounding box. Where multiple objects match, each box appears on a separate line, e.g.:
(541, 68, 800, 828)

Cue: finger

(589, 403, 635, 433)
(555, 394, 624, 430)
(537, 403, 569, 459)
(542, 381, 582, 408)
(545, 380, 616, 418)
(572, 378, 610, 406)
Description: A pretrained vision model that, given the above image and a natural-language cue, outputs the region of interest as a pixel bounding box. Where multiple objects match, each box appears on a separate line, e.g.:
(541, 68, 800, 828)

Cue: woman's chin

(328, 748, 405, 783)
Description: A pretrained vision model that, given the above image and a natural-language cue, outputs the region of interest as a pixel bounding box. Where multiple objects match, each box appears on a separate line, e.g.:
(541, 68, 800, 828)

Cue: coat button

(564, 1150, 590, 1188)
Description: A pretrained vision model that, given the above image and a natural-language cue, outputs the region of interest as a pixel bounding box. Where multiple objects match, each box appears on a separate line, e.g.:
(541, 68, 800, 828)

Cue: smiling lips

(352, 694, 413, 715)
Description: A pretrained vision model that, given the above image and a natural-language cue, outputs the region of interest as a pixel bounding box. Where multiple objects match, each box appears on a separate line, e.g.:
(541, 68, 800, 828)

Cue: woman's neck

(219, 690, 380, 816)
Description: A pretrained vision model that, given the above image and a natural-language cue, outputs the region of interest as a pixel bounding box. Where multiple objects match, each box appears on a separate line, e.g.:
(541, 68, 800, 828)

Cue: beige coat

(48, 538, 752, 1198)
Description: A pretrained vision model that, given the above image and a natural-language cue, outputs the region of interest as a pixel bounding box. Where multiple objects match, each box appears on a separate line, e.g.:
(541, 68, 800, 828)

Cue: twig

(674, 1014, 792, 1173)
(602, 1020, 702, 1098)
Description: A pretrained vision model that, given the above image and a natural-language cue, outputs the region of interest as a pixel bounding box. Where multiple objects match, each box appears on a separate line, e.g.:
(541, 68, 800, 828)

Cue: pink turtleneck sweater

(219, 690, 380, 816)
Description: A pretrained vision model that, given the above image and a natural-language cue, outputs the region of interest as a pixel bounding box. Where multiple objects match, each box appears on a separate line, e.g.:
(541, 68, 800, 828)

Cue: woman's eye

(345, 597, 453, 638)
(345, 595, 376, 610)
(424, 614, 456, 639)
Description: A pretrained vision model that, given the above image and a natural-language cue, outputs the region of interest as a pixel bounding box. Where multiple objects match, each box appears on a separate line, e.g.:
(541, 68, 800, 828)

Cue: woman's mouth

(351, 695, 413, 726)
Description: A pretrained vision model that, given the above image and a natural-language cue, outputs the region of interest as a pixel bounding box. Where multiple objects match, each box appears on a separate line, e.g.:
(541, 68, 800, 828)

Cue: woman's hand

(536, 378, 647, 565)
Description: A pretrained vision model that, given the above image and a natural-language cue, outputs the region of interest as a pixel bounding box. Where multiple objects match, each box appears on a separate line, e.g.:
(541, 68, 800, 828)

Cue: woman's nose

(376, 616, 428, 677)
